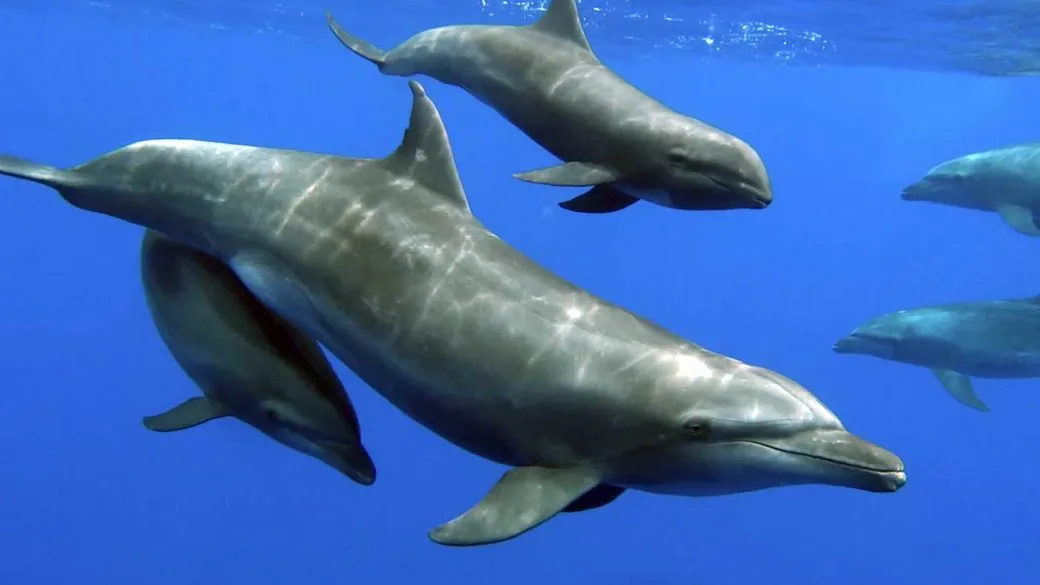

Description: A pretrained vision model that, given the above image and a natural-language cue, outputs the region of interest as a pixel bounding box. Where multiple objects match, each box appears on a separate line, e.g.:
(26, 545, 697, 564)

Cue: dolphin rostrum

(835, 294, 1040, 412)
(901, 142, 1040, 236)
(325, 0, 772, 214)
(140, 229, 376, 485)
(0, 80, 901, 547)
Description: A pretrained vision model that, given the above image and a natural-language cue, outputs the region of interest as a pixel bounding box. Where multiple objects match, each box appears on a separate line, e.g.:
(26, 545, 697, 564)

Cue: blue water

(1, 2, 1039, 584)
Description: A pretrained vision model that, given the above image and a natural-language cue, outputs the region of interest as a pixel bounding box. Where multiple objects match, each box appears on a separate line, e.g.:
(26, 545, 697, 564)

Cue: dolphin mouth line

(743, 440, 903, 474)
(705, 174, 770, 208)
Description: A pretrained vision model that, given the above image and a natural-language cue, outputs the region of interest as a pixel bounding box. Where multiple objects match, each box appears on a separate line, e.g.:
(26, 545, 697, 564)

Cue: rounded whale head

(649, 120, 772, 211)
(615, 360, 905, 496)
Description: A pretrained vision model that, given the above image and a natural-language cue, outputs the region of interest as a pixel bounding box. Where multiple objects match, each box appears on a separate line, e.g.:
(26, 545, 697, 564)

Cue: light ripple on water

(6, 0, 1040, 76)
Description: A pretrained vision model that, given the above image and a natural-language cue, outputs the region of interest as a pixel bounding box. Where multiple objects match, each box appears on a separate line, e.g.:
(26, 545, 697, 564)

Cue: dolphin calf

(0, 80, 901, 547)
(901, 142, 1040, 236)
(325, 0, 772, 214)
(140, 229, 376, 485)
(834, 294, 1040, 412)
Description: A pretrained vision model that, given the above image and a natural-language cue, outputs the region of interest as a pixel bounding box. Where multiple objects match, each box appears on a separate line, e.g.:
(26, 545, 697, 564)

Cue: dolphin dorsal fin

(382, 81, 471, 213)
(530, 0, 593, 53)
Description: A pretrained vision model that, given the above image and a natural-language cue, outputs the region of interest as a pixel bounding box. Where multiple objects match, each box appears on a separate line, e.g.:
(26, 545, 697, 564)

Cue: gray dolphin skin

(0, 81, 902, 547)
(139, 230, 376, 485)
(834, 294, 1040, 412)
(901, 142, 1040, 236)
(325, 0, 772, 214)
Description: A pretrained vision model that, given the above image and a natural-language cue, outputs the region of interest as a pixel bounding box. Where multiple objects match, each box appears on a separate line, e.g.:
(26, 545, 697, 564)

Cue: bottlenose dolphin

(325, 0, 772, 214)
(834, 294, 1040, 412)
(0, 81, 902, 547)
(140, 229, 376, 485)
(901, 142, 1040, 236)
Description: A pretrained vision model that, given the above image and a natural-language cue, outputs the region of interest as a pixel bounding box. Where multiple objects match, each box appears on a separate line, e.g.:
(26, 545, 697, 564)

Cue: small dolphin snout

(832, 335, 857, 353)
(761, 428, 907, 493)
(813, 429, 907, 493)
(742, 180, 772, 209)
(900, 181, 927, 201)
(320, 440, 377, 486)
(736, 141, 772, 209)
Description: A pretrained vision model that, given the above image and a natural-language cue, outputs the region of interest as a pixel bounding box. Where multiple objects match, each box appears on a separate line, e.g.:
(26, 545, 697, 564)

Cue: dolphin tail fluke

(325, 12, 387, 67)
(0, 155, 74, 190)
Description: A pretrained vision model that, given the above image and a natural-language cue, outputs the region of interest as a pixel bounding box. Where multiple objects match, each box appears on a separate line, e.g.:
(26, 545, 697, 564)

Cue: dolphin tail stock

(0, 154, 78, 191)
(325, 12, 388, 68)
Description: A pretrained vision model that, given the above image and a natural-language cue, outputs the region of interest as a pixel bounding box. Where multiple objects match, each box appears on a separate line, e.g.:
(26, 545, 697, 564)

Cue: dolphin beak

(900, 182, 926, 201)
(705, 173, 772, 209)
(318, 441, 377, 486)
(754, 429, 907, 493)
(832, 335, 857, 353)
(742, 181, 772, 209)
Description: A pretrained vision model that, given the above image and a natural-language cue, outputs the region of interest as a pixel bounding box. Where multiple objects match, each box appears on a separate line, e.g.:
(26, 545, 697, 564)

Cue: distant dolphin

(325, 0, 772, 214)
(834, 294, 1040, 412)
(901, 142, 1040, 236)
(140, 229, 376, 485)
(0, 81, 901, 547)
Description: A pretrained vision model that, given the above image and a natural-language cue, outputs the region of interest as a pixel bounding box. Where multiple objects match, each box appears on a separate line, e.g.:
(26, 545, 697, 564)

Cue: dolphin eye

(667, 152, 690, 167)
(681, 419, 712, 440)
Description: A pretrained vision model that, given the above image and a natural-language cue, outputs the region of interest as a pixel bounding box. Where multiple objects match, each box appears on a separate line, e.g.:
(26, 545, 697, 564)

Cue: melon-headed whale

(325, 0, 772, 214)
(140, 229, 376, 485)
(0, 81, 901, 547)
(834, 294, 1040, 412)
(902, 142, 1040, 236)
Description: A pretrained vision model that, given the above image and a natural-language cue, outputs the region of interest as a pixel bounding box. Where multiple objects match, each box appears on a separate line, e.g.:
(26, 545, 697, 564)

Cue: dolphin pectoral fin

(428, 466, 601, 546)
(325, 12, 387, 67)
(561, 484, 626, 512)
(514, 161, 619, 187)
(931, 369, 990, 412)
(143, 396, 230, 432)
(559, 185, 639, 213)
(995, 204, 1040, 236)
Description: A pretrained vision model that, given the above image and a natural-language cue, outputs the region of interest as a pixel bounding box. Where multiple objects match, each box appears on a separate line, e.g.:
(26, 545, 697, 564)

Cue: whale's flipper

(561, 484, 626, 512)
(0, 155, 80, 191)
(428, 466, 602, 546)
(559, 186, 639, 213)
(995, 203, 1040, 236)
(931, 369, 990, 412)
(514, 161, 619, 186)
(143, 396, 231, 432)
(325, 12, 387, 67)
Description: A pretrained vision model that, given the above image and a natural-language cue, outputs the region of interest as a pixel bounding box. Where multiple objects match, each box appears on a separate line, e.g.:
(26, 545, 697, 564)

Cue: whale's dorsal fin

(531, 0, 593, 53)
(381, 81, 471, 213)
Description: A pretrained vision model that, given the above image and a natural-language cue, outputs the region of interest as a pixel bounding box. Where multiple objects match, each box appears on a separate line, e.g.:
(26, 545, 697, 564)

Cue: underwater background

(1, 1, 1039, 584)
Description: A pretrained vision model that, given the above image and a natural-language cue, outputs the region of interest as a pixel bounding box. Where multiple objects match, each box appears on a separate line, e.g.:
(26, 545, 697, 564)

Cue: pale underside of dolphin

(325, 0, 772, 214)
(0, 81, 901, 548)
